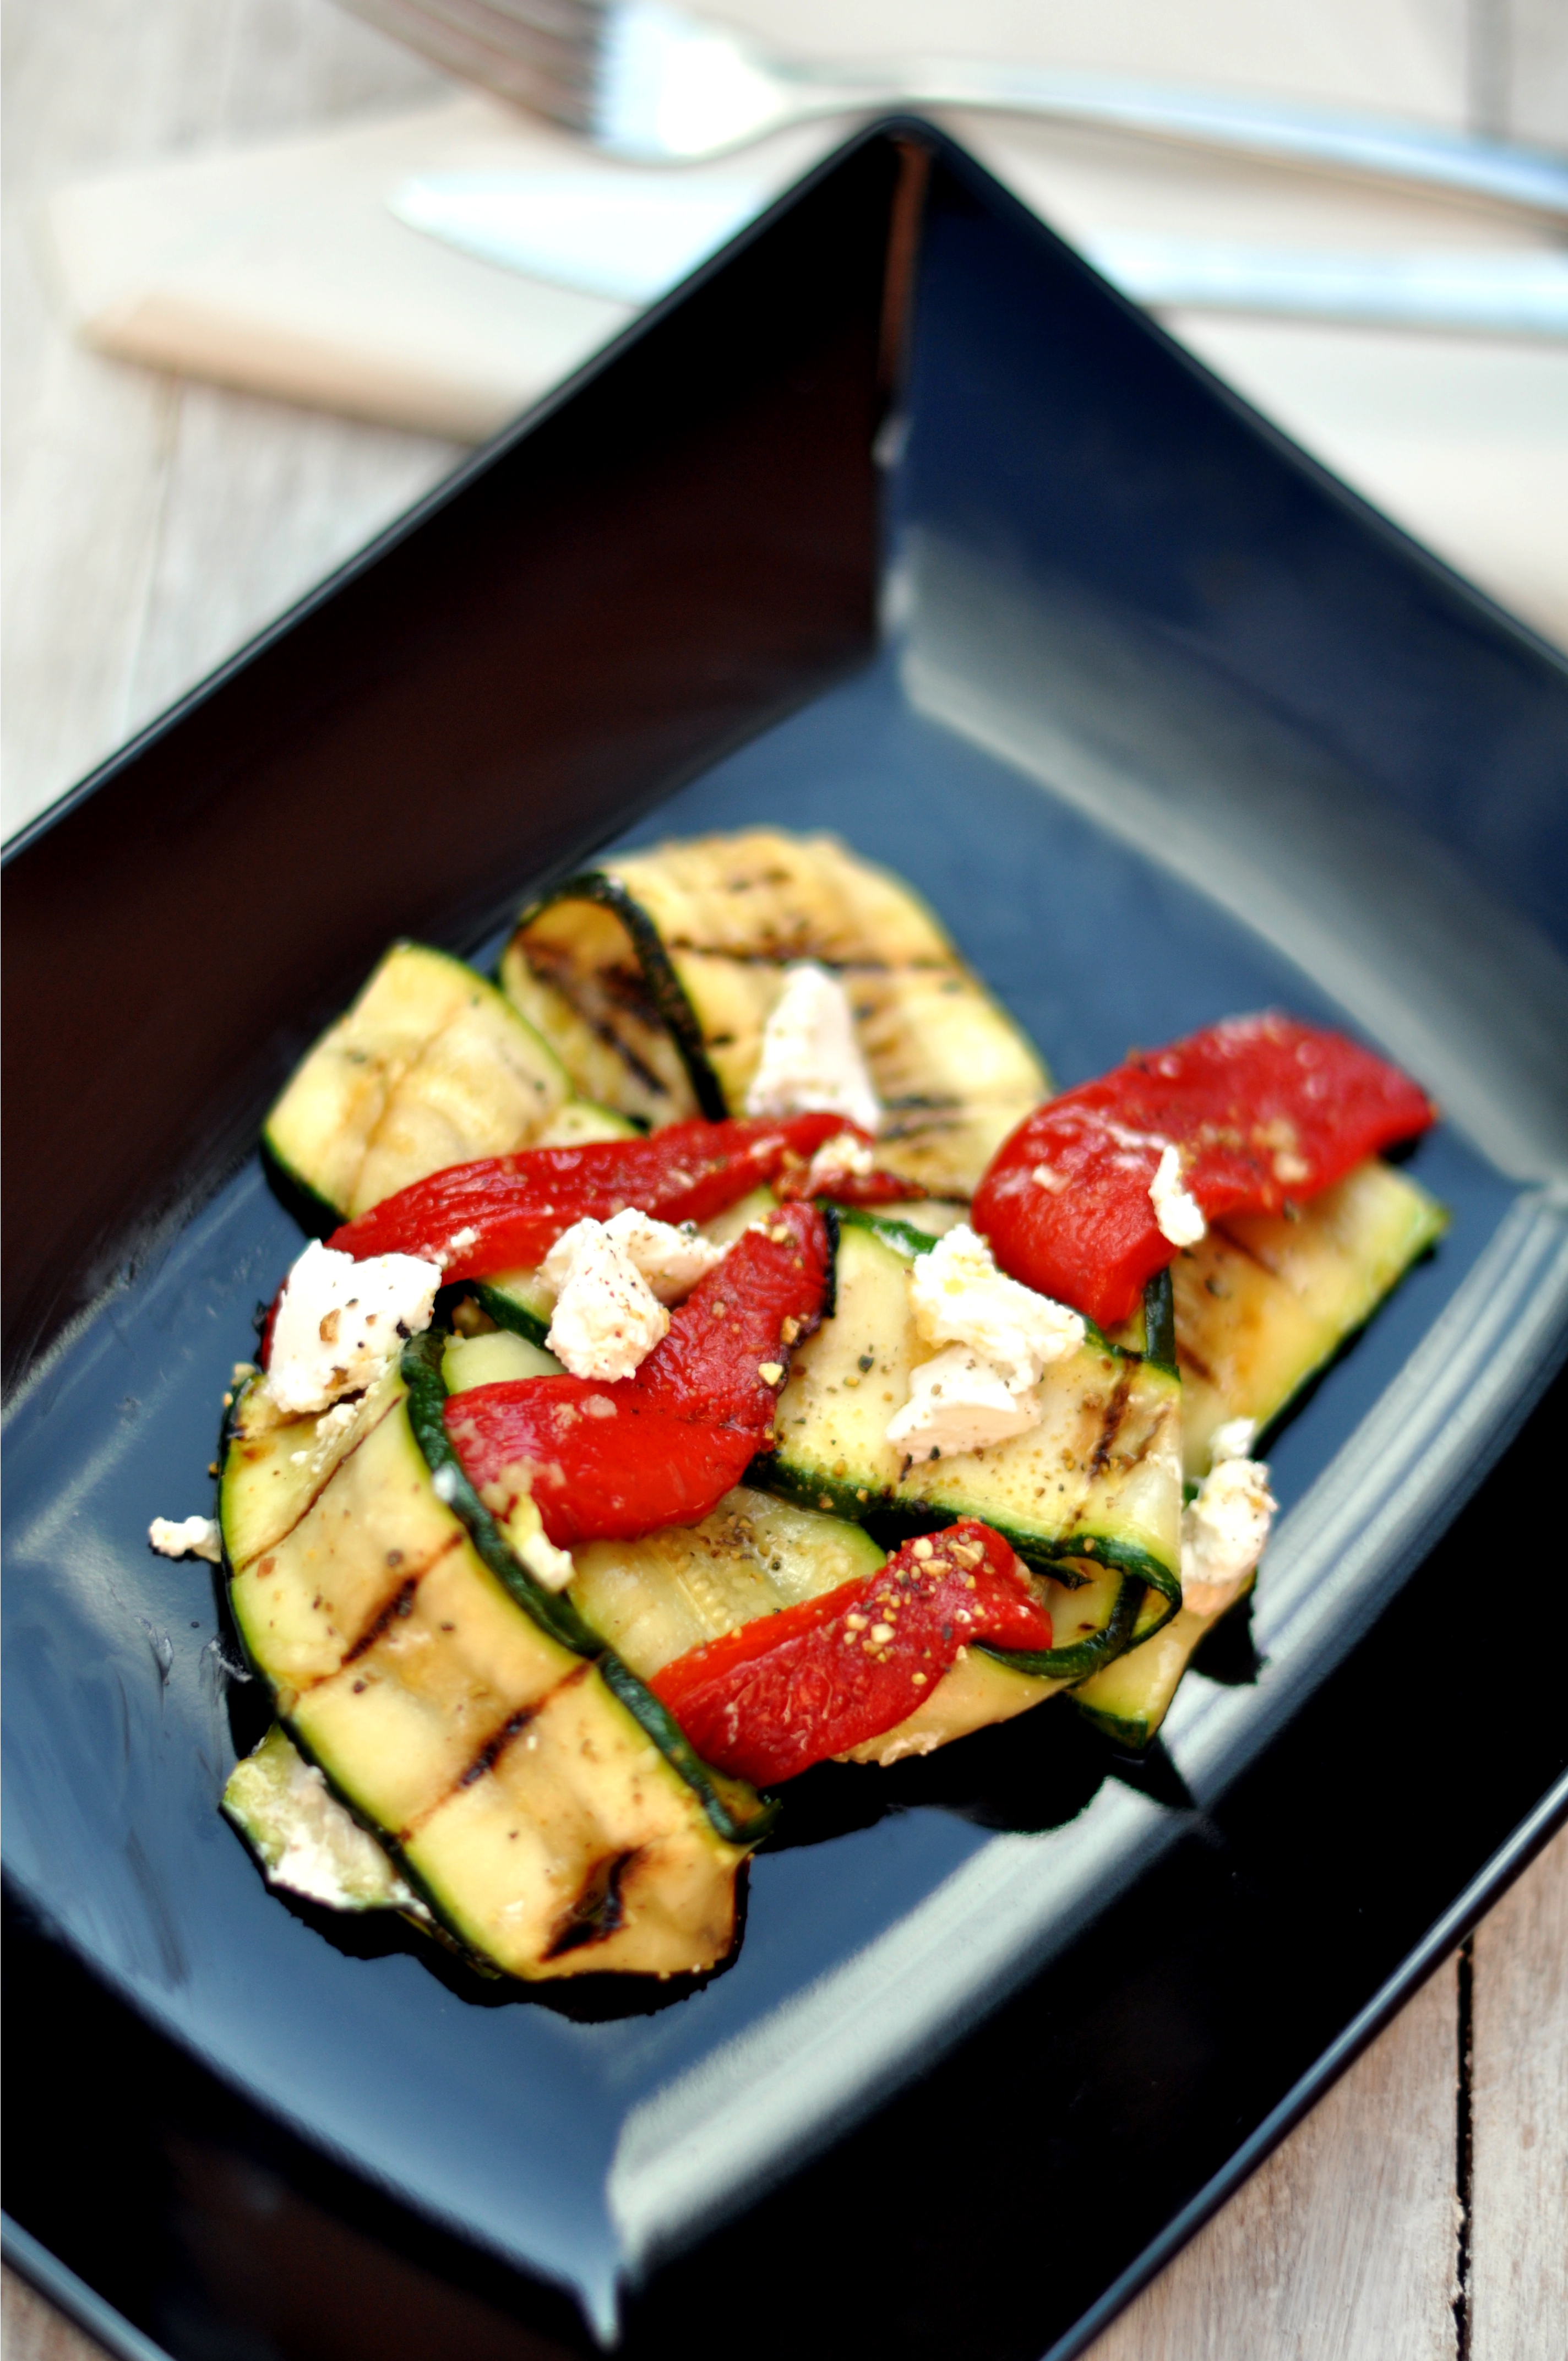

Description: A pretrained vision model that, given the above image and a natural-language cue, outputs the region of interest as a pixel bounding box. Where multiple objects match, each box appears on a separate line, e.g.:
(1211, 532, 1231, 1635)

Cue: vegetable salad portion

(152, 830, 1443, 1981)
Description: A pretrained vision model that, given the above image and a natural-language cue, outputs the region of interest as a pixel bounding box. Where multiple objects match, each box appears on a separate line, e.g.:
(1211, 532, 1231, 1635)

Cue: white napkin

(37, 91, 1568, 642)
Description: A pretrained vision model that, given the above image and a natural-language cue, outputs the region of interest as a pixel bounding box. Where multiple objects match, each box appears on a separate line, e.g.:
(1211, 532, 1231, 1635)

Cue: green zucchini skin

(1071, 1585, 1255, 1749)
(1142, 1268, 1178, 1377)
(263, 940, 574, 1222)
(399, 1332, 776, 1848)
(979, 1559, 1144, 1684)
(510, 872, 727, 1121)
(761, 1218, 1183, 1652)
(500, 831, 1052, 1197)
(221, 1350, 772, 1979)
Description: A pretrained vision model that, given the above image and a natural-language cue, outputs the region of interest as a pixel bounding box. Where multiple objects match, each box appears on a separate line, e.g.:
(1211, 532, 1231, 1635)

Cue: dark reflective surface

(5, 121, 1566, 2361)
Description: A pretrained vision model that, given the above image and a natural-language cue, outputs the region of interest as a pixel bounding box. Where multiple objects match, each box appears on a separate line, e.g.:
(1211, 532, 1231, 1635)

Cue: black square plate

(6, 123, 1567, 2361)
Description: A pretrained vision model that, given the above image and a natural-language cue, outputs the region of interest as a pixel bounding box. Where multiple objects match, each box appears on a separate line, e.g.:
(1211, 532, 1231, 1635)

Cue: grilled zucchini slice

(221, 1347, 769, 1979)
(1070, 1157, 1444, 1749)
(222, 1723, 421, 1914)
(765, 1214, 1182, 1674)
(566, 1487, 1100, 1768)
(1173, 1156, 1445, 1480)
(500, 830, 1049, 1195)
(1071, 1588, 1255, 1750)
(263, 941, 575, 1221)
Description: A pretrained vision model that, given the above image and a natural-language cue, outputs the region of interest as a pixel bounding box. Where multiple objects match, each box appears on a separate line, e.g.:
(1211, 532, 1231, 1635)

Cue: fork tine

(386, 0, 595, 75)
(418, 0, 596, 86)
(337, 0, 597, 121)
(464, 0, 603, 40)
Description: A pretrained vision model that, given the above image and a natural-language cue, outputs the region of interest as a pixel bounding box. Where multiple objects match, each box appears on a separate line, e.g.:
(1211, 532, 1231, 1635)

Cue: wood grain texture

(1469, 1819, 1568, 2361)
(1, 0, 461, 837)
(0, 2271, 107, 2361)
(1, 2, 1563, 2357)
(1085, 1959, 1462, 2361)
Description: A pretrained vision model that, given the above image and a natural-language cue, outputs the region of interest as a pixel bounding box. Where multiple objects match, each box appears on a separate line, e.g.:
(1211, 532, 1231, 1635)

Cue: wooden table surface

(4, 4, 1565, 2356)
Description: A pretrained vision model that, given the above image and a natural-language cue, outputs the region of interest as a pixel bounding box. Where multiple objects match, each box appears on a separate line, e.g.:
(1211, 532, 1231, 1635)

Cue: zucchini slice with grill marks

(564, 1487, 1105, 1767)
(263, 941, 576, 1222)
(1171, 1156, 1445, 1479)
(1068, 1158, 1444, 1751)
(762, 1211, 1182, 1677)
(221, 1340, 771, 1980)
(222, 1722, 422, 1914)
(1071, 1586, 1255, 1750)
(500, 829, 1050, 1196)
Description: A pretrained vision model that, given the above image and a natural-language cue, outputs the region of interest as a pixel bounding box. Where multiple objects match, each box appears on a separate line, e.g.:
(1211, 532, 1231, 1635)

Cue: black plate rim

(8, 1761, 1566, 2361)
(6, 114, 1567, 2359)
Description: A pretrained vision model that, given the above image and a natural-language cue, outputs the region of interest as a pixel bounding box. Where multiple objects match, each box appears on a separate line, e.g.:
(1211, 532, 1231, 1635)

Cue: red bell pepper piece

(649, 1519, 1053, 1785)
(775, 1163, 924, 1208)
(326, 1112, 857, 1279)
(443, 1202, 830, 1544)
(973, 1013, 1435, 1329)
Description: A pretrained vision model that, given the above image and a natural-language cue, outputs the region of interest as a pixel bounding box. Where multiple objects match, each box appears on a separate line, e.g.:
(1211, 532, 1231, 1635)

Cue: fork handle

(776, 62, 1568, 221)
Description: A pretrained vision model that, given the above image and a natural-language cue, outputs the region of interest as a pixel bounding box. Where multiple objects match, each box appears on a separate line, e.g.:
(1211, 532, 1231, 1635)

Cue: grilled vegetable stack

(501, 829, 1050, 1196)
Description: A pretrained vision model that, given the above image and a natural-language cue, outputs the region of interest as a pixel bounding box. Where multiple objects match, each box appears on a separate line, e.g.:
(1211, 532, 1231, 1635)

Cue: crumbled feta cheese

(743, 962, 881, 1134)
(1209, 1415, 1258, 1465)
(907, 1225, 1085, 1394)
(287, 1399, 361, 1472)
(265, 1747, 420, 1912)
(545, 1225, 669, 1381)
(542, 1207, 725, 1305)
(1150, 1144, 1206, 1248)
(502, 1489, 576, 1592)
(149, 1514, 221, 1562)
(804, 1131, 877, 1193)
(885, 1345, 1043, 1459)
(266, 1239, 440, 1415)
(1181, 1452, 1276, 1615)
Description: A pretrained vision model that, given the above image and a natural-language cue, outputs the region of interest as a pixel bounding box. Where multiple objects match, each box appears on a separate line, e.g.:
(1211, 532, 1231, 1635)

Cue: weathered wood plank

(1, 0, 456, 837)
(0, 2269, 107, 2361)
(1468, 1818, 1568, 2361)
(1085, 1958, 1460, 2361)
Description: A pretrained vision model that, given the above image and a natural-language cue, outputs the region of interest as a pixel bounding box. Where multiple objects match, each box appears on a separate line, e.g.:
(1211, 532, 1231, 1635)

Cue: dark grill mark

(1178, 1340, 1217, 1386)
(339, 1527, 462, 1667)
(1086, 1367, 1136, 1486)
(1211, 1221, 1278, 1279)
(235, 1385, 402, 1575)
(458, 1706, 537, 1788)
(448, 1660, 594, 1798)
(341, 1574, 421, 1666)
(521, 945, 677, 1097)
(543, 1848, 641, 1959)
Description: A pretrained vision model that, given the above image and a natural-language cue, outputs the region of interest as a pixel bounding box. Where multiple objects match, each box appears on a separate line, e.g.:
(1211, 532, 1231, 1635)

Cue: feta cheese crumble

(908, 1225, 1085, 1392)
(260, 1743, 420, 1911)
(1150, 1144, 1206, 1248)
(886, 1345, 1043, 1457)
(804, 1130, 877, 1193)
(743, 962, 881, 1135)
(1180, 1448, 1276, 1615)
(543, 1207, 725, 1307)
(543, 1224, 669, 1381)
(149, 1514, 221, 1562)
(885, 1225, 1086, 1459)
(266, 1239, 441, 1415)
(502, 1488, 577, 1592)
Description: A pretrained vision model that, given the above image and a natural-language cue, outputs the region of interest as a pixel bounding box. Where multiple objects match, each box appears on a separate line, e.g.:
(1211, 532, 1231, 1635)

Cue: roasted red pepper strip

(775, 1163, 924, 1207)
(443, 1203, 830, 1543)
(649, 1520, 1053, 1785)
(327, 1112, 857, 1278)
(973, 1013, 1435, 1329)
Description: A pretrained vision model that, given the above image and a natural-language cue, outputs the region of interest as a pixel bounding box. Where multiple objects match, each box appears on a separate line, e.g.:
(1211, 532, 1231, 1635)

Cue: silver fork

(340, 0, 1568, 219)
